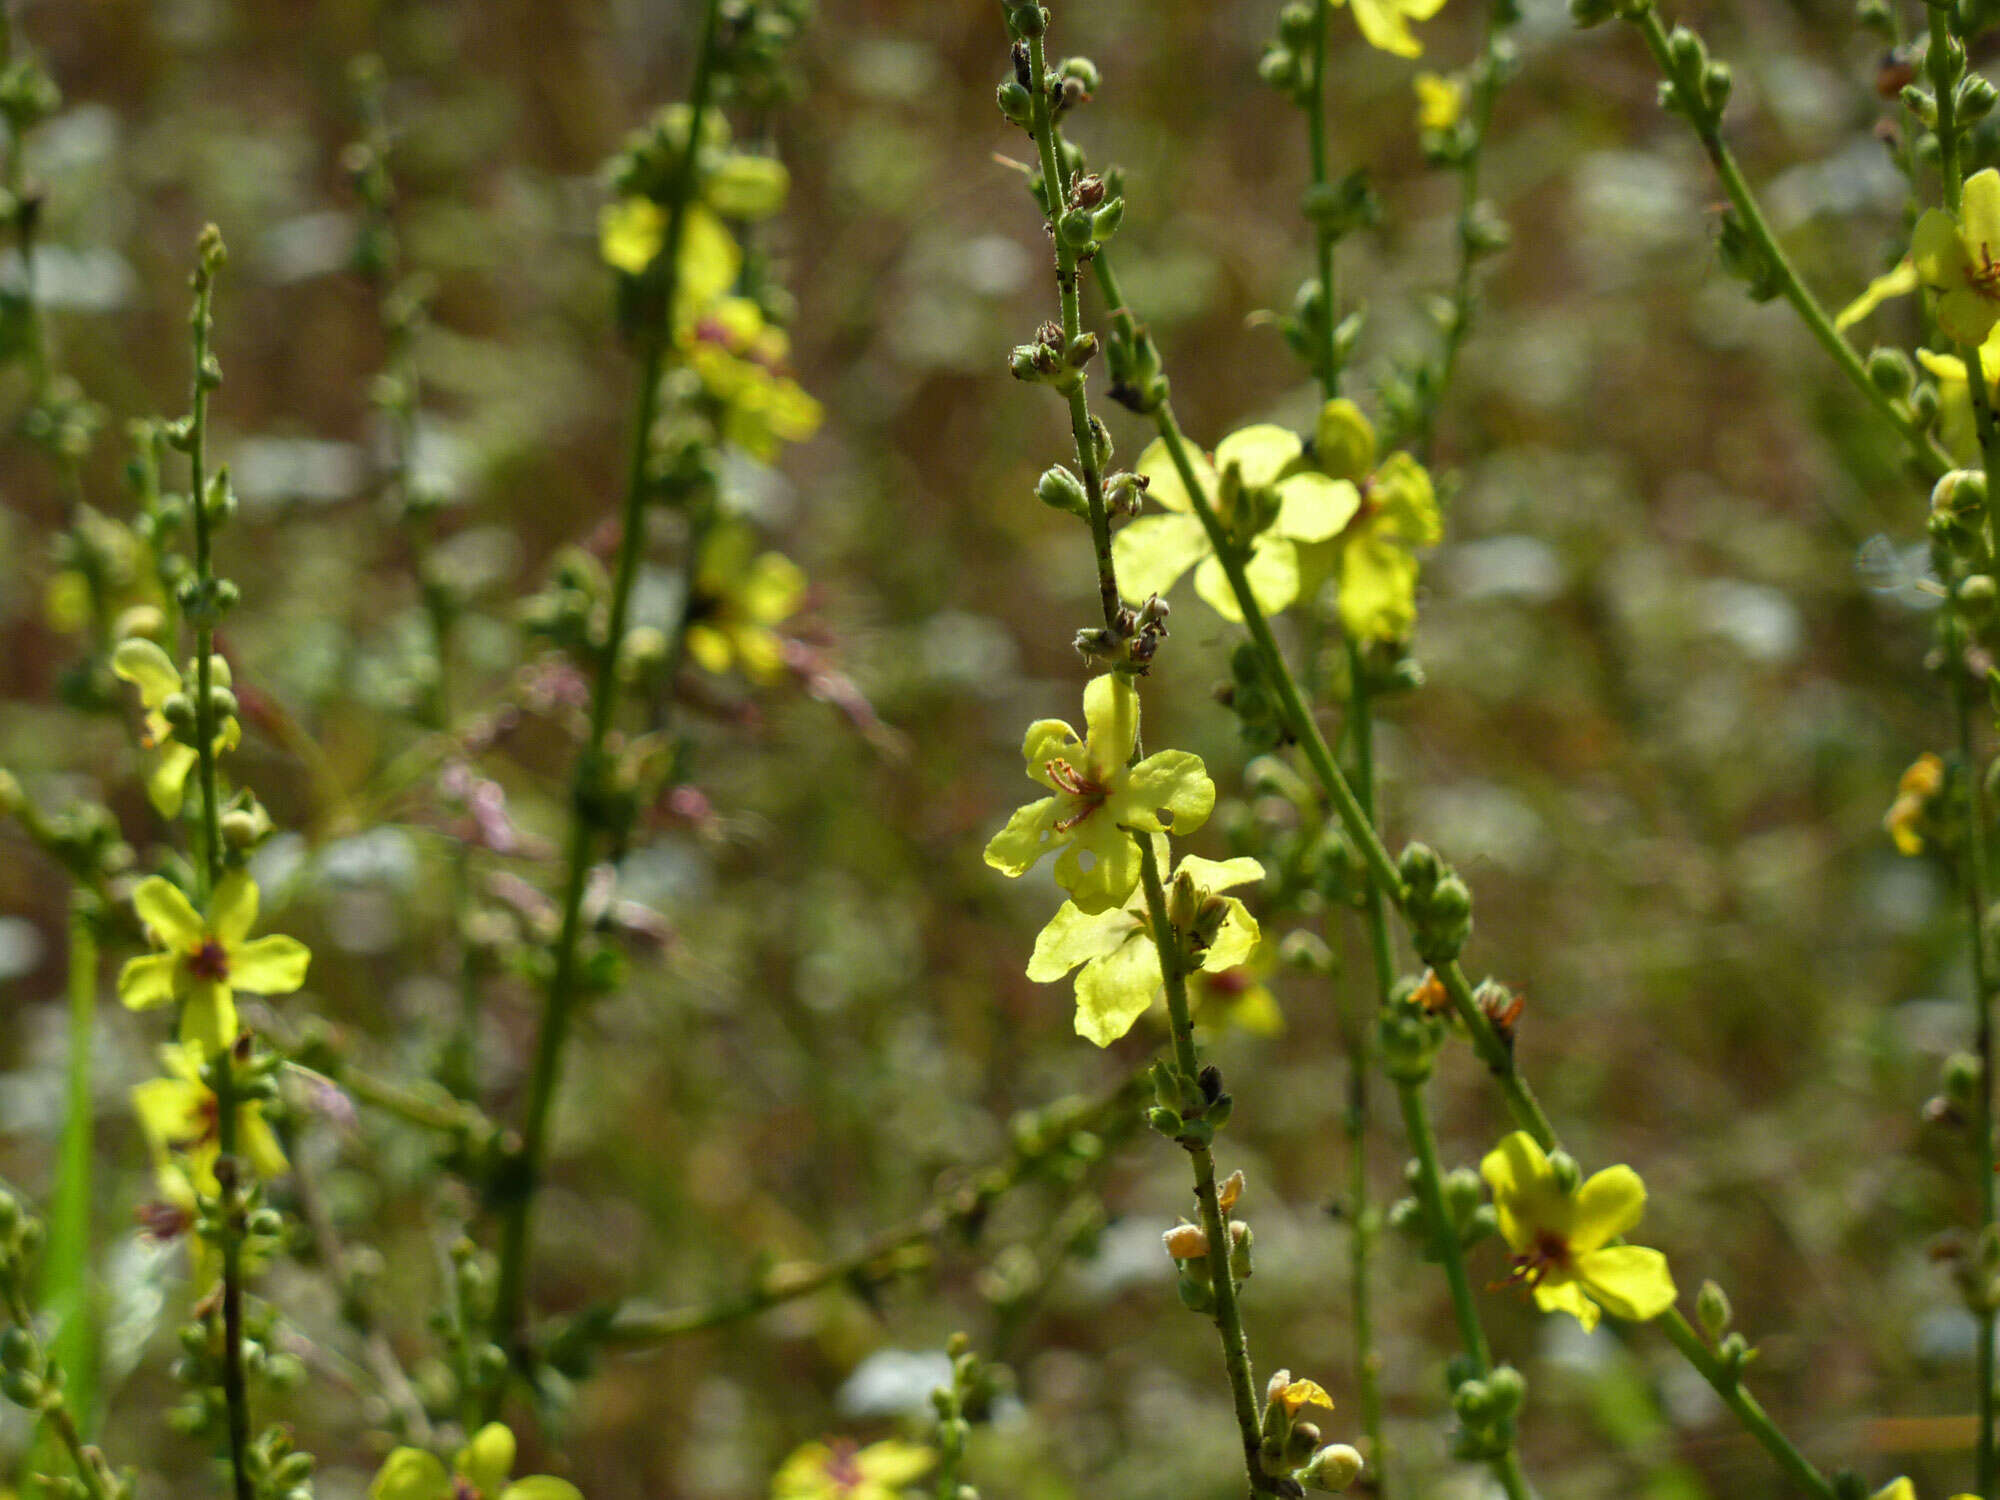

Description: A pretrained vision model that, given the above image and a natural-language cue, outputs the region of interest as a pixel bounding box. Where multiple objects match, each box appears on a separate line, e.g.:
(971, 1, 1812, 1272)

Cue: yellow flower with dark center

(684, 297, 823, 459)
(985, 675, 1215, 915)
(770, 1439, 933, 1500)
(131, 1042, 288, 1196)
(1294, 400, 1442, 642)
(1479, 1131, 1676, 1333)
(117, 872, 311, 1054)
(1914, 168, 2000, 346)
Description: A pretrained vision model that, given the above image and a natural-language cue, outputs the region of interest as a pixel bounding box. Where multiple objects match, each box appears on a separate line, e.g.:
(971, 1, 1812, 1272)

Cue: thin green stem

(1023, 35, 1122, 631)
(46, 894, 97, 1436)
(1136, 837, 1279, 1498)
(1392, 1078, 1542, 1500)
(1952, 605, 1999, 1499)
(1655, 1309, 1837, 1499)
(486, 0, 725, 1383)
(1343, 640, 1392, 1485)
(185, 231, 254, 1500)
(1305, 2, 1340, 396)
(1627, 6, 1949, 479)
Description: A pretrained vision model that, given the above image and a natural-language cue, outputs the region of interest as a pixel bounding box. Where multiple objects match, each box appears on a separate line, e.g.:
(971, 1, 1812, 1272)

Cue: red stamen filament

(1045, 757, 1109, 832)
(1492, 1228, 1572, 1295)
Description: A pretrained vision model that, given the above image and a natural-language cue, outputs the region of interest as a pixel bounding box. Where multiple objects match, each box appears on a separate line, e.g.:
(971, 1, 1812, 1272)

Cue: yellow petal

(1575, 1244, 1678, 1322)
(133, 877, 204, 949)
(1834, 257, 1917, 332)
(211, 870, 259, 947)
(1568, 1163, 1646, 1253)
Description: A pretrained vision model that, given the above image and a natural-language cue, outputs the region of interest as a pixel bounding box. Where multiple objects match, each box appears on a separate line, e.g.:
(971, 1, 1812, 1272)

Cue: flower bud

(1934, 468, 1987, 517)
(1258, 47, 1301, 93)
(1058, 206, 1096, 249)
(1092, 197, 1124, 239)
(1962, 72, 1999, 120)
(1036, 465, 1090, 518)
(1163, 1222, 1209, 1260)
(1696, 1278, 1733, 1341)
(1442, 1166, 1483, 1227)
(995, 78, 1033, 125)
(0, 769, 20, 819)
(1276, 3, 1316, 47)
(1299, 1444, 1365, 1492)
(1546, 1150, 1582, 1194)
(1485, 1363, 1526, 1416)
(1866, 346, 1914, 398)
(1229, 1220, 1254, 1281)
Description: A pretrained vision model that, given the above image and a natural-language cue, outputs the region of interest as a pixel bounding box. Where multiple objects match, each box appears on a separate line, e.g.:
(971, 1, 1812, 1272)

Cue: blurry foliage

(0, 0, 1985, 1496)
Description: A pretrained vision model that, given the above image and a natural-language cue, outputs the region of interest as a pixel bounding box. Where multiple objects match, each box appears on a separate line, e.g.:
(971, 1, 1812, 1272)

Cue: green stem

(1392, 1077, 1537, 1500)
(1952, 605, 1999, 1499)
(1343, 641, 1392, 1485)
(1136, 837, 1280, 1498)
(1023, 34, 1122, 631)
(1627, 6, 1949, 479)
(1305, 0, 1340, 396)
(487, 0, 726, 1382)
(1655, 1309, 1837, 1499)
(45, 894, 97, 1437)
(185, 231, 254, 1500)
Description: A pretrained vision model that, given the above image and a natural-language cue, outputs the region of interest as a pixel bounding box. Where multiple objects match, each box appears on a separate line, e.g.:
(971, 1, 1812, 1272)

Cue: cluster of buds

(1073, 594, 1169, 674)
(1386, 1161, 1494, 1256)
(1162, 1169, 1251, 1313)
(1146, 1059, 1233, 1151)
(1447, 1361, 1526, 1462)
(1397, 841, 1472, 966)
(1377, 975, 1450, 1083)
(1009, 319, 1098, 395)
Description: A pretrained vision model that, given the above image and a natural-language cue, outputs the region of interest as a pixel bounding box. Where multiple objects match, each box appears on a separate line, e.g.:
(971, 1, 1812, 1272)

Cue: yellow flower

(1414, 72, 1465, 132)
(1027, 841, 1263, 1045)
(1330, 0, 1447, 59)
(131, 1042, 288, 1196)
(598, 198, 742, 319)
(117, 872, 311, 1054)
(370, 1424, 581, 1500)
(684, 523, 807, 683)
(1872, 1482, 1984, 1500)
(110, 638, 241, 818)
(1119, 424, 1359, 623)
(1188, 935, 1284, 1037)
(1295, 400, 1442, 642)
(1916, 325, 2000, 463)
(1883, 750, 1946, 856)
(1479, 1131, 1676, 1333)
(771, 1439, 933, 1500)
(684, 297, 823, 459)
(985, 675, 1215, 915)
(1914, 167, 2000, 346)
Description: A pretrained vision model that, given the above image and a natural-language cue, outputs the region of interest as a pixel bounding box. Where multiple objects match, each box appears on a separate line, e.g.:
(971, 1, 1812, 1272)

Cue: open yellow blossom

(1479, 1131, 1676, 1333)
(684, 524, 807, 682)
(117, 872, 311, 1054)
(1414, 72, 1465, 132)
(1914, 167, 2000, 346)
(771, 1439, 933, 1500)
(985, 675, 1215, 915)
(132, 1042, 287, 1196)
(1295, 400, 1443, 641)
(111, 637, 241, 818)
(371, 1424, 581, 1500)
(1330, 0, 1448, 58)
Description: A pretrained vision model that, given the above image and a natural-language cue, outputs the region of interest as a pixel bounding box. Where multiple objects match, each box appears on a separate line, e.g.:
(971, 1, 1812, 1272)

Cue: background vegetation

(0, 0, 1974, 1496)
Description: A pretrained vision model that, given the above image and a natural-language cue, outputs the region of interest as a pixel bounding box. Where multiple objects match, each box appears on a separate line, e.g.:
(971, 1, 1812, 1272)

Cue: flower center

(452, 1476, 483, 1500)
(822, 1440, 862, 1495)
(1973, 239, 2000, 297)
(1495, 1228, 1573, 1295)
(186, 937, 230, 982)
(1045, 756, 1110, 832)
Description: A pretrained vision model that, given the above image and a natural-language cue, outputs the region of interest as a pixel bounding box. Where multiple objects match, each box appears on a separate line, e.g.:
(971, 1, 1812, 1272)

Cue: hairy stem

(1137, 836, 1279, 1497)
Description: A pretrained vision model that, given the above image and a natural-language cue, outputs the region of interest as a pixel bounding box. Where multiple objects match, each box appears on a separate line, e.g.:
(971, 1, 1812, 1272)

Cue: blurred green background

(0, 0, 1983, 1496)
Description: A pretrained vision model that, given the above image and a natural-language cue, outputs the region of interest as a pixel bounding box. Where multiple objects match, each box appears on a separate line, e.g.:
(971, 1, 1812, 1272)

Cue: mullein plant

(977, 3, 1980, 1499)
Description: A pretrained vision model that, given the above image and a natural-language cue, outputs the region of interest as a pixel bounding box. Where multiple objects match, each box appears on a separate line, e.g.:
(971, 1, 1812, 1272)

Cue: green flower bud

(1866, 346, 1915, 398)
(1665, 25, 1706, 77)
(995, 78, 1033, 125)
(1913, 379, 1943, 421)
(1177, 1264, 1216, 1312)
(1092, 196, 1124, 239)
(0, 769, 20, 819)
(1546, 1150, 1582, 1194)
(1398, 841, 1440, 895)
(1387, 1196, 1424, 1236)
(1060, 56, 1101, 92)
(1229, 1220, 1254, 1281)
(1451, 1376, 1492, 1422)
(1697, 1278, 1733, 1342)
(1703, 60, 1733, 109)
(0, 1328, 35, 1372)
(1903, 83, 1940, 128)
(1058, 206, 1096, 249)
(1963, 73, 1998, 120)
(161, 692, 197, 731)
(1066, 331, 1099, 368)
(1568, 0, 1620, 26)
(1258, 47, 1301, 92)
(1148, 1106, 1184, 1137)
(1963, 575, 1998, 607)
(1285, 1421, 1322, 1467)
(1485, 1364, 1526, 1416)
(1299, 1444, 1365, 1492)
(1935, 468, 1988, 517)
(1945, 1050, 1984, 1106)
(1442, 1166, 1483, 1227)
(1036, 465, 1090, 517)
